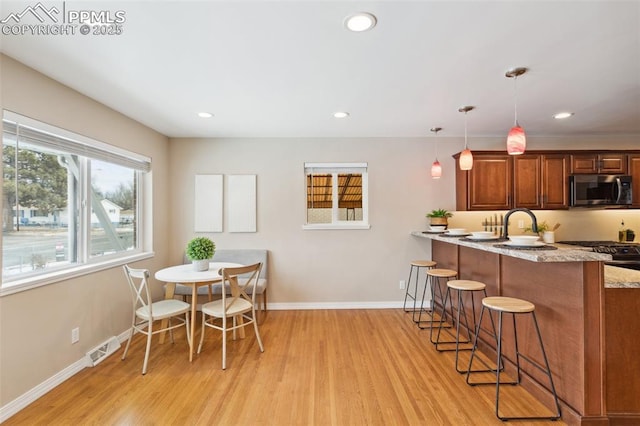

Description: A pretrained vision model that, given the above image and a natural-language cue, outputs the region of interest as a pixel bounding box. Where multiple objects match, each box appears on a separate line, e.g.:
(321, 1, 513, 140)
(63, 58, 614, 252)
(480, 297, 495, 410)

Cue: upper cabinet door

(599, 154, 628, 174)
(571, 153, 627, 174)
(541, 154, 569, 209)
(513, 155, 542, 209)
(514, 154, 569, 210)
(457, 155, 513, 210)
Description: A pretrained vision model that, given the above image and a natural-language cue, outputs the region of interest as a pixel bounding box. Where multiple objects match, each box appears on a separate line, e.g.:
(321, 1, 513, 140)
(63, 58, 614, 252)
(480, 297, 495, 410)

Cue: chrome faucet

(502, 208, 538, 239)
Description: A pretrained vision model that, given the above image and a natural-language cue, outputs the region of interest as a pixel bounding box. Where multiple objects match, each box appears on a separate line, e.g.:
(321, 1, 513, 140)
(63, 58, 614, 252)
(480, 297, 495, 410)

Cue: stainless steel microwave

(569, 175, 632, 207)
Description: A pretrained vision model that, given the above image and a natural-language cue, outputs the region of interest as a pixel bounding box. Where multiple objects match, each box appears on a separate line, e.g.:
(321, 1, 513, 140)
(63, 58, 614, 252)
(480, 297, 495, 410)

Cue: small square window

(303, 163, 369, 230)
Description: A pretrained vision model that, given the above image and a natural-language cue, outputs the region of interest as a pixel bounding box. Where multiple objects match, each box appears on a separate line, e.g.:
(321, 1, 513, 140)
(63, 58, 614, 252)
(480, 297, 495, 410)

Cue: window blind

(3, 115, 151, 172)
(304, 162, 367, 175)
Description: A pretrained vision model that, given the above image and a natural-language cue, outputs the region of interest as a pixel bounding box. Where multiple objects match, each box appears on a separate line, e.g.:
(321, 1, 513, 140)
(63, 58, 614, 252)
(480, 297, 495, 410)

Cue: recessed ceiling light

(344, 12, 377, 32)
(198, 112, 213, 118)
(553, 112, 574, 119)
(333, 111, 350, 119)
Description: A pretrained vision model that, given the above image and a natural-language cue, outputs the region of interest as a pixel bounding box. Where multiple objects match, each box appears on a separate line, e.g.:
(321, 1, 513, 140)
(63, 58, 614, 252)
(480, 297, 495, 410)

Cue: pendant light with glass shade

(505, 67, 528, 155)
(430, 127, 443, 179)
(458, 106, 474, 170)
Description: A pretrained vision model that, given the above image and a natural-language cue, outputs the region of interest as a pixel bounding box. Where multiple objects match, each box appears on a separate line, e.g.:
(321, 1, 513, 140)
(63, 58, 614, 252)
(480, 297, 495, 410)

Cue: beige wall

(168, 137, 440, 304)
(0, 55, 171, 406)
(168, 135, 639, 305)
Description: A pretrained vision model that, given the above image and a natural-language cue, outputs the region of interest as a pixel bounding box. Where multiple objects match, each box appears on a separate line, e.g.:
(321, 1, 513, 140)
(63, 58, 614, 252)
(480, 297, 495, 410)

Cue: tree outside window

(2, 112, 149, 286)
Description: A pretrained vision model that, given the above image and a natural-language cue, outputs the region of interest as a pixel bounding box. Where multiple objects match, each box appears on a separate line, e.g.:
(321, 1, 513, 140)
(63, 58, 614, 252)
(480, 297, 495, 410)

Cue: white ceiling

(1, 1, 639, 139)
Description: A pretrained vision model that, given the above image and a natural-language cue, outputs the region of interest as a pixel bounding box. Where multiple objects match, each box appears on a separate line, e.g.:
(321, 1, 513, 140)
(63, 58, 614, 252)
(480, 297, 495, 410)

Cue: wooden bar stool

(434, 280, 497, 373)
(403, 260, 436, 323)
(417, 268, 457, 331)
(466, 296, 561, 421)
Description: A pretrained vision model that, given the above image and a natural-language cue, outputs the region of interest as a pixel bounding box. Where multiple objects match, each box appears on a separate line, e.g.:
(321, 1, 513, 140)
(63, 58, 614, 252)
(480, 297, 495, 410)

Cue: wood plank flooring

(5, 309, 566, 425)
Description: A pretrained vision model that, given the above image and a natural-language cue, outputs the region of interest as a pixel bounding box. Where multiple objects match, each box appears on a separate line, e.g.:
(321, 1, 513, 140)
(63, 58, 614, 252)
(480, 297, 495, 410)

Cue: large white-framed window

(303, 162, 370, 230)
(1, 111, 152, 294)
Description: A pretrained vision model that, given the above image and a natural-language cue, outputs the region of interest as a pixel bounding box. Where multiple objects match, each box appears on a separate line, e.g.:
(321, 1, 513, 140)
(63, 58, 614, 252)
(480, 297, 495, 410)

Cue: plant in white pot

(524, 221, 560, 243)
(186, 237, 215, 271)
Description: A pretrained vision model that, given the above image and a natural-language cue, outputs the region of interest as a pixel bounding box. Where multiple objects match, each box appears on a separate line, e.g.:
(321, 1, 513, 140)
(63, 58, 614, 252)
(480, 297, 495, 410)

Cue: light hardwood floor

(5, 309, 566, 425)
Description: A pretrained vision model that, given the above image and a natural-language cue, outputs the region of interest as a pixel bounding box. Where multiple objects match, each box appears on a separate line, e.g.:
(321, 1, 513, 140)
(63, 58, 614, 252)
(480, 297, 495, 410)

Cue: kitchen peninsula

(411, 231, 640, 426)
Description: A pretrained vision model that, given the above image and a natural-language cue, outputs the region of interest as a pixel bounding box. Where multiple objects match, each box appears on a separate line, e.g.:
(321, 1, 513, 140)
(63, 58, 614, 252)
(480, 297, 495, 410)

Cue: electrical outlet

(399, 280, 406, 290)
(71, 327, 80, 344)
(518, 220, 525, 229)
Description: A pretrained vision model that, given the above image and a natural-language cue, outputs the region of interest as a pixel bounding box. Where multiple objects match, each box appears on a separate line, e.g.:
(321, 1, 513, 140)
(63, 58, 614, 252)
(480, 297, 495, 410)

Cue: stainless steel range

(559, 241, 640, 271)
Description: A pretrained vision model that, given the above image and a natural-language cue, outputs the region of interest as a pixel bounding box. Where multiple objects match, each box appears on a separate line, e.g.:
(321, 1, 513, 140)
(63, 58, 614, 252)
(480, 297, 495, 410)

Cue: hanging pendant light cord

(513, 76, 519, 126)
(464, 111, 468, 149)
(434, 129, 439, 159)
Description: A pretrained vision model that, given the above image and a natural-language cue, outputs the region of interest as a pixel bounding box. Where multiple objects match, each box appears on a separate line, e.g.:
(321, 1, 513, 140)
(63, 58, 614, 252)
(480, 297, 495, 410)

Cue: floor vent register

(85, 336, 121, 367)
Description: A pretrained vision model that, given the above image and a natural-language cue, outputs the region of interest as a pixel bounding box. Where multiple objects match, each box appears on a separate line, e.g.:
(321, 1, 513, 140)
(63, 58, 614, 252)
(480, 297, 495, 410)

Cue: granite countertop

(410, 230, 611, 262)
(411, 230, 640, 289)
(603, 265, 640, 288)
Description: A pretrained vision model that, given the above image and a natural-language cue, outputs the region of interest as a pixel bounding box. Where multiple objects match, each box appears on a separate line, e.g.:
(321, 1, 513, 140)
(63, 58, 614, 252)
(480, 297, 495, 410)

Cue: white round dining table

(155, 262, 243, 361)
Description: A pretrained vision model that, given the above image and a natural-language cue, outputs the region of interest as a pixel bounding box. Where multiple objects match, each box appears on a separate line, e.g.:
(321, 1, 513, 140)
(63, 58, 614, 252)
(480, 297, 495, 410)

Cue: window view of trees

(104, 182, 134, 211)
(2, 114, 147, 285)
(2, 145, 68, 230)
(88, 160, 137, 258)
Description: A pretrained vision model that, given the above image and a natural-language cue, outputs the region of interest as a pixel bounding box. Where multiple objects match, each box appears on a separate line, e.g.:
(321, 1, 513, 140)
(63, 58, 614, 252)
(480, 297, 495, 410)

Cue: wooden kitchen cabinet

(456, 150, 636, 211)
(571, 152, 627, 174)
(457, 152, 569, 211)
(513, 154, 569, 209)
(513, 154, 542, 209)
(541, 154, 570, 209)
(455, 154, 512, 210)
(630, 154, 640, 207)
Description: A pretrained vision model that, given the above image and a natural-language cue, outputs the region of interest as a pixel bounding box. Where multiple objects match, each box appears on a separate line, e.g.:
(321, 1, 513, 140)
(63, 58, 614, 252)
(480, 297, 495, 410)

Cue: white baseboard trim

(0, 330, 131, 424)
(0, 303, 402, 423)
(0, 357, 85, 423)
(267, 301, 405, 310)
(218, 301, 406, 311)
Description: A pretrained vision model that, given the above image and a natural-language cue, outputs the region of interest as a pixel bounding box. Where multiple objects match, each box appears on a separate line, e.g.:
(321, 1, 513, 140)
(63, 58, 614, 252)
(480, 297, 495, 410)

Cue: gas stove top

(559, 241, 639, 254)
(558, 241, 640, 270)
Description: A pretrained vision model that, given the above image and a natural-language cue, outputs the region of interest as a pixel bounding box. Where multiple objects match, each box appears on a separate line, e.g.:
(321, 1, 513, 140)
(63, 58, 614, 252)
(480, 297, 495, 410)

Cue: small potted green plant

(426, 209, 453, 226)
(525, 221, 559, 243)
(186, 237, 216, 271)
(525, 221, 550, 235)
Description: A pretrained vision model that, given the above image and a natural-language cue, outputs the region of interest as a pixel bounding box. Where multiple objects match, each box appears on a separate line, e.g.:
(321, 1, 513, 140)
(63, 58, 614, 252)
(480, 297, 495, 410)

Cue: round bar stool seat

(448, 279, 487, 292)
(403, 260, 437, 322)
(466, 296, 561, 421)
(428, 268, 457, 278)
(417, 268, 457, 331)
(482, 296, 534, 313)
(411, 260, 437, 268)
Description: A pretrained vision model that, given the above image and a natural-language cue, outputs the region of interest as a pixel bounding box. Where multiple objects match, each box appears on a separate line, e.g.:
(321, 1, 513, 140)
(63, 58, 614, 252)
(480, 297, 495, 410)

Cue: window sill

(0, 251, 155, 297)
(302, 223, 371, 230)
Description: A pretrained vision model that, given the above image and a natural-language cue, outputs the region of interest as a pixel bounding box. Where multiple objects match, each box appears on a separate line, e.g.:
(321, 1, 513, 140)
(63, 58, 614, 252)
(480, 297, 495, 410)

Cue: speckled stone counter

(411, 231, 640, 288)
(603, 265, 640, 288)
(410, 230, 611, 262)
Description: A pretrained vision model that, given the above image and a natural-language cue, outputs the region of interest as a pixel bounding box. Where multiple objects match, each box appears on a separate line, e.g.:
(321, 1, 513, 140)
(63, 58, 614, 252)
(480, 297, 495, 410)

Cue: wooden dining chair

(121, 265, 191, 374)
(197, 262, 264, 369)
